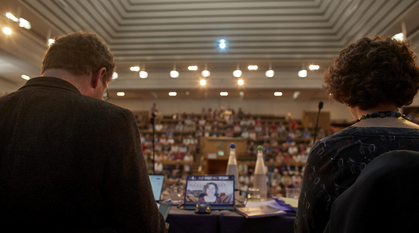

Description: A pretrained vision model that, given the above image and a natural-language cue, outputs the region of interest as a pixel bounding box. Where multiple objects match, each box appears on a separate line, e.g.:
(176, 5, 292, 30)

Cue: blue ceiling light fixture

(219, 39, 227, 49)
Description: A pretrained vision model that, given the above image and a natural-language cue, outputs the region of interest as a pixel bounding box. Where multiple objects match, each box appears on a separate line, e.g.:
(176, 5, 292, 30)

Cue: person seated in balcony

(159, 134, 167, 145)
(211, 128, 220, 137)
(179, 144, 188, 153)
(225, 128, 234, 137)
(198, 116, 206, 127)
(246, 141, 257, 155)
(241, 128, 249, 138)
(154, 120, 163, 131)
(247, 116, 255, 126)
(233, 123, 241, 132)
(174, 135, 183, 144)
(175, 121, 184, 131)
(240, 117, 248, 126)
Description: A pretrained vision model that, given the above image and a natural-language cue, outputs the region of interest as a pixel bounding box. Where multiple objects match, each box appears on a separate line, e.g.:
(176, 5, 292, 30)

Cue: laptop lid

(183, 175, 235, 209)
(149, 175, 165, 202)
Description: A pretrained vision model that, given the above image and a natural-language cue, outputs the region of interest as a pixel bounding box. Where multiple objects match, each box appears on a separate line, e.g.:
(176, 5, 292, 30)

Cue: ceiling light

(392, 33, 404, 41)
(188, 66, 198, 71)
(238, 79, 244, 85)
(274, 92, 283, 96)
(248, 65, 258, 70)
(130, 66, 140, 72)
(200, 79, 206, 86)
(169, 92, 177, 96)
(220, 92, 228, 96)
(3, 27, 12, 35)
(139, 71, 148, 79)
(117, 92, 125, 97)
(201, 63, 210, 77)
(233, 70, 242, 77)
(170, 70, 179, 78)
(219, 39, 226, 49)
(170, 64, 179, 78)
(265, 70, 274, 78)
(48, 38, 55, 47)
(265, 63, 274, 78)
(18, 18, 31, 30)
(293, 91, 300, 99)
(201, 70, 210, 77)
(309, 65, 320, 70)
(6, 13, 18, 22)
(21, 74, 30, 80)
(112, 72, 118, 80)
(298, 70, 307, 78)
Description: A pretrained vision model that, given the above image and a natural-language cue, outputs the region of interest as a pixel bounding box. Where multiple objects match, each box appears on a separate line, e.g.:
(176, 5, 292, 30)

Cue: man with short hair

(0, 31, 166, 232)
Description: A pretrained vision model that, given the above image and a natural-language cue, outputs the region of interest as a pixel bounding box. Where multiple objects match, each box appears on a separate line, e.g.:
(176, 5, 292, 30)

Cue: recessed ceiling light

(47, 38, 55, 47)
(188, 66, 198, 71)
(233, 69, 242, 78)
(219, 39, 226, 49)
(3, 27, 12, 35)
(18, 18, 31, 30)
(169, 92, 177, 96)
(130, 66, 140, 72)
(220, 92, 228, 96)
(112, 72, 118, 80)
(392, 32, 404, 41)
(139, 71, 148, 79)
(170, 70, 179, 78)
(248, 65, 258, 70)
(200, 79, 206, 86)
(116, 92, 125, 97)
(21, 74, 30, 80)
(309, 65, 319, 70)
(238, 79, 244, 85)
(6, 13, 18, 22)
(201, 70, 210, 77)
(265, 69, 274, 78)
(298, 70, 307, 78)
(274, 92, 283, 96)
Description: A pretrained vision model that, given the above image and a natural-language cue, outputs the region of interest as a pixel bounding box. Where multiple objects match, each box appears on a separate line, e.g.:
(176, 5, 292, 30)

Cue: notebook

(149, 174, 165, 202)
(183, 175, 235, 210)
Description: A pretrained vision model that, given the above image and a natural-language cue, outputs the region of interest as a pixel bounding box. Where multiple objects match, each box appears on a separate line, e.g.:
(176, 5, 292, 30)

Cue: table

(166, 207, 295, 233)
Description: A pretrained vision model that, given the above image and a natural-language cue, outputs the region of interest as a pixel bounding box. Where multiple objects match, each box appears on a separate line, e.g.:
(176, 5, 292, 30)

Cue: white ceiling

(0, 0, 418, 100)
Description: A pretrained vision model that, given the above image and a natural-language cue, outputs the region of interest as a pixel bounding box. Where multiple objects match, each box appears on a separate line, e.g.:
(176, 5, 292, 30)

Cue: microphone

(313, 101, 324, 144)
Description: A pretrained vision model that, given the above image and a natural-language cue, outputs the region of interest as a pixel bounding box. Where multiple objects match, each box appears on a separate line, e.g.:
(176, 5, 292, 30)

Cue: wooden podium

(199, 137, 247, 174)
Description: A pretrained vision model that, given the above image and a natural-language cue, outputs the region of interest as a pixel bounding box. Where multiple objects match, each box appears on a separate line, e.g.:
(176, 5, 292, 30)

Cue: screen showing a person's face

(206, 184, 216, 197)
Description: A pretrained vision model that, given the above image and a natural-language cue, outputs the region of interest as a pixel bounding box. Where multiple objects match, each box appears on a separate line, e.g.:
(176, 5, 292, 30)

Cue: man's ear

(91, 68, 107, 88)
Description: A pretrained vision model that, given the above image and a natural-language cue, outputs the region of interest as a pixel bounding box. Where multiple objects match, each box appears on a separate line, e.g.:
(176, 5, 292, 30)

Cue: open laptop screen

(149, 175, 164, 201)
(184, 175, 235, 207)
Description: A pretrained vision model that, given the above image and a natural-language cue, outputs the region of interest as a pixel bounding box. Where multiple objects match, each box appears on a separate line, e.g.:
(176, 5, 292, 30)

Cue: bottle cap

(230, 143, 236, 149)
(257, 145, 263, 151)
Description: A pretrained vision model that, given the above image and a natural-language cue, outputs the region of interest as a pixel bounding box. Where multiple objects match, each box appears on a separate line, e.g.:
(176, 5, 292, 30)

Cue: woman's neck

(350, 104, 399, 120)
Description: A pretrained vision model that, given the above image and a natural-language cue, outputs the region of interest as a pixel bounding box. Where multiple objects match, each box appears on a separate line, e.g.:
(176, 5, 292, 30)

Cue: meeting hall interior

(1, 0, 419, 232)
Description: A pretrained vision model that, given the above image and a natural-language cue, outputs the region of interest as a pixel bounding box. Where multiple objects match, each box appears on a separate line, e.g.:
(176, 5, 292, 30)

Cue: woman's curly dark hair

(324, 36, 419, 110)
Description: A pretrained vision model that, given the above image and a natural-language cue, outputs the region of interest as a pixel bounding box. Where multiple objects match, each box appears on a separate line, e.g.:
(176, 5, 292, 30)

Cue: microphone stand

(150, 113, 156, 175)
(313, 102, 323, 144)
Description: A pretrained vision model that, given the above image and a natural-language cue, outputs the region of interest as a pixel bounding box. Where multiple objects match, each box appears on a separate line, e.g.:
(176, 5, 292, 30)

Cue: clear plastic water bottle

(254, 145, 267, 200)
(226, 143, 239, 197)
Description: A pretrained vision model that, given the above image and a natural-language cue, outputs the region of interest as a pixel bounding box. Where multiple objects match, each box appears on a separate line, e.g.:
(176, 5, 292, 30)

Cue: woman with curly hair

(295, 36, 419, 233)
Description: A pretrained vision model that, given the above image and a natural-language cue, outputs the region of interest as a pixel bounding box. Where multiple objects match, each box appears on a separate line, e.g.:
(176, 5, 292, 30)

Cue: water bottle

(254, 145, 267, 200)
(226, 143, 239, 197)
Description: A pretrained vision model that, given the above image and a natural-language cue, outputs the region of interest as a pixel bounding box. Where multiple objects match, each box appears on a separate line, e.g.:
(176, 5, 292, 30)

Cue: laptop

(183, 175, 235, 210)
(149, 174, 165, 202)
(149, 174, 170, 226)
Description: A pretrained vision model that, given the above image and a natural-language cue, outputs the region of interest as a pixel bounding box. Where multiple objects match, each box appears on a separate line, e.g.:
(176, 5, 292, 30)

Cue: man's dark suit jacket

(0, 77, 166, 232)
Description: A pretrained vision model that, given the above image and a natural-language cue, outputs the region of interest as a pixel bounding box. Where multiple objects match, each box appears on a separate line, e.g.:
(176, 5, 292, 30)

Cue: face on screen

(185, 177, 234, 205)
